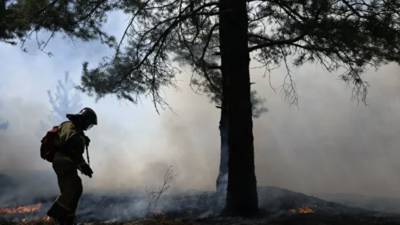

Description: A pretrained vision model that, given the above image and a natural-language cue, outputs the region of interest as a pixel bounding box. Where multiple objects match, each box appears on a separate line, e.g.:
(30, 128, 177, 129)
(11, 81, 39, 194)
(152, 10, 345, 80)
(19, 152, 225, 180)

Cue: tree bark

(219, 0, 258, 216)
(216, 106, 229, 195)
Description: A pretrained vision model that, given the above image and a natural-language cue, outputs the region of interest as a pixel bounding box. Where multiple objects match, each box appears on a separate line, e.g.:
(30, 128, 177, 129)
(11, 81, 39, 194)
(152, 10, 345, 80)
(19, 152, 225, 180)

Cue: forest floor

(2, 213, 400, 225)
(2, 186, 400, 225)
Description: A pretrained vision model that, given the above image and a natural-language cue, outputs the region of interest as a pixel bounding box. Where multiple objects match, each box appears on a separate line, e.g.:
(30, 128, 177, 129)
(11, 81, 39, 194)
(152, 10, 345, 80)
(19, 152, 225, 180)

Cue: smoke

(0, 80, 218, 205)
(0, 50, 400, 218)
(0, 99, 9, 130)
(133, 62, 400, 199)
(0, 97, 58, 205)
(252, 63, 400, 198)
(0, 97, 50, 171)
(84, 79, 220, 193)
(2, 63, 400, 197)
(0, 122, 9, 130)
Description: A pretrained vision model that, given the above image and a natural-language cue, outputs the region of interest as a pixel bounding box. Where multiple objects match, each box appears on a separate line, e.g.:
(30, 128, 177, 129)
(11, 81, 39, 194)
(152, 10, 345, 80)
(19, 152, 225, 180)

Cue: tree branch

(77, 0, 107, 22)
(341, 0, 364, 18)
(125, 2, 219, 78)
(199, 23, 221, 92)
(115, 0, 152, 58)
(248, 33, 306, 52)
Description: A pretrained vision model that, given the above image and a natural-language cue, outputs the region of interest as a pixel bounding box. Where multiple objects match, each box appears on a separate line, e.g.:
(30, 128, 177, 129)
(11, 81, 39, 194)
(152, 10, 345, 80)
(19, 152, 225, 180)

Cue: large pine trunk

(216, 106, 229, 195)
(219, 0, 258, 216)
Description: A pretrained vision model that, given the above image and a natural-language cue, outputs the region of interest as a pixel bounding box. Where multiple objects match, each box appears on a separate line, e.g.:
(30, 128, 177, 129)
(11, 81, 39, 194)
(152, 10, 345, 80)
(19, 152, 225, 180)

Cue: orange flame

(0, 203, 42, 215)
(289, 206, 314, 214)
(20, 216, 56, 225)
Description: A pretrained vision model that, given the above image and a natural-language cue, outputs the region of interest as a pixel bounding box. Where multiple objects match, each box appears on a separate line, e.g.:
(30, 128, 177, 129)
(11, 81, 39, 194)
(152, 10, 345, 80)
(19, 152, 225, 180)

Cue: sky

(0, 12, 400, 199)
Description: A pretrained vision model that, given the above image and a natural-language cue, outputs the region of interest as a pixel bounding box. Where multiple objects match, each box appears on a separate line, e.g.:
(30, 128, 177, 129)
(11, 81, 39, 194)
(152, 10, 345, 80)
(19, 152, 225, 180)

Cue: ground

(2, 187, 400, 225)
(3, 213, 400, 225)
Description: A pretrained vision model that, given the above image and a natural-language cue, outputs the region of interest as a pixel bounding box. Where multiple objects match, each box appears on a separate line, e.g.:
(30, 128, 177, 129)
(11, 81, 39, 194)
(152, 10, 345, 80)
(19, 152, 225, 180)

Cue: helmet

(79, 107, 97, 127)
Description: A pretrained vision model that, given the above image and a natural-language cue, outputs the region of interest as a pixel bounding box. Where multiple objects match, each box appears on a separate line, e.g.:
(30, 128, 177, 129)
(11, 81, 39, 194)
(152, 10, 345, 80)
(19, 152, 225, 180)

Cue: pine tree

(48, 72, 82, 123)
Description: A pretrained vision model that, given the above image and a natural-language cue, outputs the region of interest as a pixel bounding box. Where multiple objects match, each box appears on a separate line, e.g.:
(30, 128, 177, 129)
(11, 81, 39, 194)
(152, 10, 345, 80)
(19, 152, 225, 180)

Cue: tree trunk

(216, 106, 229, 196)
(219, 0, 258, 216)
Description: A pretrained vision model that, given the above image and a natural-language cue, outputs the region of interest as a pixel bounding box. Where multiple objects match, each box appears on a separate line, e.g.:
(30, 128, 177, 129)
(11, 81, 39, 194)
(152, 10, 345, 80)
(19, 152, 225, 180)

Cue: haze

(0, 13, 399, 199)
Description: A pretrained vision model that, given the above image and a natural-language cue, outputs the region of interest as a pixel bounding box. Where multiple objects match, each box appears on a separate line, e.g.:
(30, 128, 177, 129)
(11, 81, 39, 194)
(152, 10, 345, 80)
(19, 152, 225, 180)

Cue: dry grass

(3, 212, 400, 225)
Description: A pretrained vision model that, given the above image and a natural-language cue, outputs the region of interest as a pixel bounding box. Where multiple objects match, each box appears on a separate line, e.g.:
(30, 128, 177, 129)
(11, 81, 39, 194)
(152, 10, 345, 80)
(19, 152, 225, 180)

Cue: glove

(78, 163, 93, 178)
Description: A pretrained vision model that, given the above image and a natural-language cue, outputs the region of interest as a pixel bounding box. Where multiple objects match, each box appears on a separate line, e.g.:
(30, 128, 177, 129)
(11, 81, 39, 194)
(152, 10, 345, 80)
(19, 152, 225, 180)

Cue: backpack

(40, 126, 60, 162)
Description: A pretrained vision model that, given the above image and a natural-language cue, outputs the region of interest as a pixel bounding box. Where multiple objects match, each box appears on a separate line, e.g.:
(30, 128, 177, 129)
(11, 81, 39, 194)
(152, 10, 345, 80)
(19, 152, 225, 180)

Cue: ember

(289, 207, 314, 214)
(0, 203, 42, 215)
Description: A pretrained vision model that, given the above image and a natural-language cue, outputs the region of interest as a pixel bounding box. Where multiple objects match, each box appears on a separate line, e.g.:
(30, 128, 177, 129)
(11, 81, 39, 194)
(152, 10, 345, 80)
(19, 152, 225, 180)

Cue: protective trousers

(48, 153, 82, 224)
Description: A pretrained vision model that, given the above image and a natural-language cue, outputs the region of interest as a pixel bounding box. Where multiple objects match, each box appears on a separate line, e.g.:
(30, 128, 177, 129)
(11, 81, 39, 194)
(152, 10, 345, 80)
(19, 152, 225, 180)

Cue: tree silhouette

(1, 0, 399, 216)
(216, 90, 266, 199)
(48, 72, 82, 123)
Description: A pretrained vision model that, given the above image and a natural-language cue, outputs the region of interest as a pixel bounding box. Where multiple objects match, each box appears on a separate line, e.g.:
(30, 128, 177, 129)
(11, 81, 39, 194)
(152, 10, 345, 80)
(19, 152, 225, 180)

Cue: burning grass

(2, 187, 400, 225)
(288, 206, 314, 214)
(3, 213, 400, 225)
(0, 217, 54, 225)
(0, 204, 42, 215)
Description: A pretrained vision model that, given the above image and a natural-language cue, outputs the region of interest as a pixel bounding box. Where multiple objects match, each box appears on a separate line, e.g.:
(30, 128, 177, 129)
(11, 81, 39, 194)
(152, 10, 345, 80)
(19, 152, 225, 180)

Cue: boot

(47, 203, 64, 223)
(47, 203, 72, 225)
(62, 215, 75, 225)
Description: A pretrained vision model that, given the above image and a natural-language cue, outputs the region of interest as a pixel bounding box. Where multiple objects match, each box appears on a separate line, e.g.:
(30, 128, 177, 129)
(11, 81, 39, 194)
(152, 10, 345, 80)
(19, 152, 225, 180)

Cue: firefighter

(47, 107, 97, 225)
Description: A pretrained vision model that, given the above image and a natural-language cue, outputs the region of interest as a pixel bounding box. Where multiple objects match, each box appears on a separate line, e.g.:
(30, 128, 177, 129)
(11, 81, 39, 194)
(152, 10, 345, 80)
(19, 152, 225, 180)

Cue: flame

(289, 206, 314, 214)
(20, 216, 57, 225)
(0, 203, 42, 215)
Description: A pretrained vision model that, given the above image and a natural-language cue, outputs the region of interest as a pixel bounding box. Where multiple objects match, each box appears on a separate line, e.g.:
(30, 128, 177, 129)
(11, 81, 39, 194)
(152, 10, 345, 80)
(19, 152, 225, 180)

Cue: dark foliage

(0, 0, 118, 49)
(2, 1, 399, 103)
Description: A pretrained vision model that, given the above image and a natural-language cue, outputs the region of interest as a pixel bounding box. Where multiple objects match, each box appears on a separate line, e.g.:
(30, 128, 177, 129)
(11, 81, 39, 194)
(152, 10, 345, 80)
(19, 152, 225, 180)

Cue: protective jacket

(55, 121, 88, 166)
